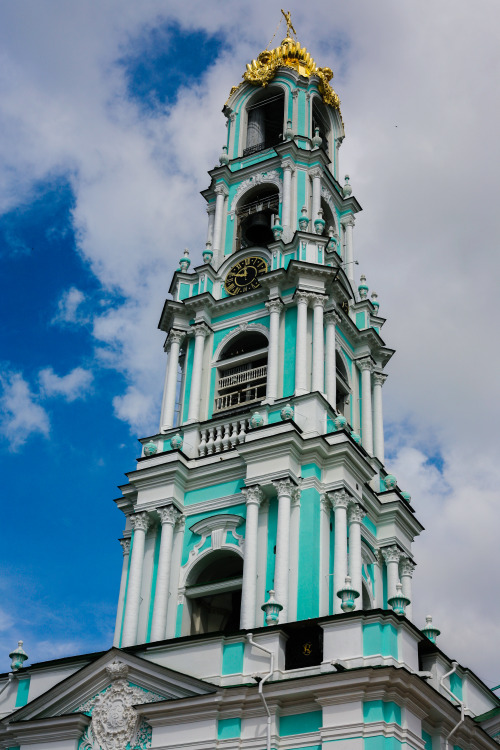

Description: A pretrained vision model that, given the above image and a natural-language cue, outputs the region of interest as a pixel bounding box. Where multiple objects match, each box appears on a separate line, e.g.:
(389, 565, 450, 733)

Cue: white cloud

(38, 366, 93, 402)
(52, 286, 87, 325)
(0, 369, 50, 449)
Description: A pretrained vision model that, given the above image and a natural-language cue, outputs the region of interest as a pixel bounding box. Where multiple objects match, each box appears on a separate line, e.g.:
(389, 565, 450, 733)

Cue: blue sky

(1, 0, 500, 687)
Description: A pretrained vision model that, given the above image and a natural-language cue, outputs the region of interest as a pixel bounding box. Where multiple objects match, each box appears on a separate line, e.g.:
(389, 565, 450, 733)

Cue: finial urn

(383, 474, 397, 490)
(422, 615, 441, 644)
(371, 291, 379, 313)
(272, 217, 283, 240)
(388, 583, 410, 615)
(179, 248, 191, 273)
(9, 641, 28, 671)
(312, 127, 322, 149)
(261, 589, 283, 625)
(144, 441, 157, 457)
(358, 274, 369, 300)
(314, 208, 326, 235)
(219, 145, 229, 166)
(203, 242, 214, 264)
(298, 206, 309, 231)
(337, 576, 360, 612)
(343, 175, 352, 197)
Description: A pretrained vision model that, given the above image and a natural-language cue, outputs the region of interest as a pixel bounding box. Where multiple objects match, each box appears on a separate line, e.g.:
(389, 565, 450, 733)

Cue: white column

(273, 478, 298, 622)
(228, 112, 236, 158)
(310, 167, 322, 221)
(382, 546, 402, 603)
(113, 538, 130, 646)
(121, 512, 150, 647)
(335, 137, 343, 182)
(281, 160, 294, 229)
(187, 322, 210, 423)
(325, 311, 340, 408)
(165, 516, 185, 639)
(373, 372, 387, 464)
(357, 357, 374, 455)
(373, 551, 384, 609)
(348, 504, 366, 611)
(206, 205, 215, 246)
(160, 330, 185, 433)
(400, 558, 415, 620)
(288, 487, 301, 622)
(330, 489, 350, 614)
(341, 215, 355, 283)
(240, 486, 263, 629)
(311, 294, 326, 393)
(294, 291, 310, 395)
(212, 183, 228, 267)
(256, 499, 269, 625)
(319, 495, 331, 616)
(151, 505, 181, 642)
(265, 299, 283, 403)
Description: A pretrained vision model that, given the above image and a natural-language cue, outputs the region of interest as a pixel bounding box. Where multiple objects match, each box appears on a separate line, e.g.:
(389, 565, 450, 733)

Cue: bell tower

(113, 22, 422, 651)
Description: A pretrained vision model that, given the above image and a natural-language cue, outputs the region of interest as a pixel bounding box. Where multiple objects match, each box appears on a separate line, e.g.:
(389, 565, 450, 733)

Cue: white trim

(212, 322, 270, 364)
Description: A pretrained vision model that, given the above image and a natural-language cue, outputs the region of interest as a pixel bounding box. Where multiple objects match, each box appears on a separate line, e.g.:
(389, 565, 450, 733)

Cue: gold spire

(227, 12, 341, 111)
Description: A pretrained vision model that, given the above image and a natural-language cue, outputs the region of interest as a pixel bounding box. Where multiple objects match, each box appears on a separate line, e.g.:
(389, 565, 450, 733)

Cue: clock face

(224, 256, 268, 295)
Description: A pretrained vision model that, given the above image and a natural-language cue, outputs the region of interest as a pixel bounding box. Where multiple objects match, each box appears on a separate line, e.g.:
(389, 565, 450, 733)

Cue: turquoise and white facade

(1, 27, 499, 750)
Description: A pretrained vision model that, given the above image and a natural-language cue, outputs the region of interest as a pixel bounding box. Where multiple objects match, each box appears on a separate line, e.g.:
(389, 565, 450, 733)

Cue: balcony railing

(218, 365, 267, 390)
(214, 364, 267, 414)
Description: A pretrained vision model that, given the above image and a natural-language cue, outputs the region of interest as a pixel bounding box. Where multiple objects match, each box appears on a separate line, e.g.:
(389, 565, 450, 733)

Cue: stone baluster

(382, 546, 403, 603)
(294, 291, 310, 396)
(240, 486, 263, 629)
(113, 538, 131, 646)
(311, 294, 326, 394)
(357, 357, 374, 455)
(222, 423, 230, 451)
(329, 489, 350, 614)
(151, 505, 181, 642)
(265, 298, 284, 403)
(230, 421, 239, 448)
(214, 424, 223, 452)
(373, 372, 388, 464)
(238, 419, 247, 443)
(187, 322, 210, 423)
(160, 330, 185, 433)
(121, 512, 150, 647)
(348, 503, 366, 611)
(206, 427, 215, 454)
(198, 429, 208, 457)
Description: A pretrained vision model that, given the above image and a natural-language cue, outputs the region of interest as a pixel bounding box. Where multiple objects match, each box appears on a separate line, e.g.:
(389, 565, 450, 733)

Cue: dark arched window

(214, 331, 268, 413)
(186, 550, 243, 635)
(236, 184, 280, 249)
(244, 87, 285, 156)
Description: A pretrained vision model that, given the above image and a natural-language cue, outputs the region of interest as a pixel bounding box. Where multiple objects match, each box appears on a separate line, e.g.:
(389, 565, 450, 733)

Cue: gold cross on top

(281, 9, 297, 38)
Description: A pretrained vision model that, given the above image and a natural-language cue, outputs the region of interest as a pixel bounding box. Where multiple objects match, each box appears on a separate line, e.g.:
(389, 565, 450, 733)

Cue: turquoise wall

(14, 677, 30, 707)
(363, 622, 398, 659)
(279, 710, 322, 736)
(222, 641, 245, 675)
(283, 306, 297, 396)
(146, 526, 162, 642)
(264, 497, 279, 623)
(363, 700, 402, 726)
(450, 672, 463, 700)
(364, 738, 404, 750)
(218, 717, 241, 739)
(181, 338, 195, 422)
(297, 488, 321, 619)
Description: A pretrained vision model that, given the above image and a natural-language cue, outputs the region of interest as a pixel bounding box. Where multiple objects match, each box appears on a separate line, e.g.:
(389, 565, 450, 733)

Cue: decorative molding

(118, 538, 131, 557)
(356, 356, 373, 373)
(373, 372, 388, 387)
(281, 158, 296, 174)
(166, 329, 185, 348)
(157, 505, 181, 526)
(211, 321, 269, 363)
(309, 166, 323, 180)
(229, 170, 282, 216)
(265, 298, 284, 315)
(310, 294, 327, 309)
(329, 488, 350, 510)
(215, 183, 229, 197)
(348, 503, 366, 524)
(130, 512, 150, 534)
(241, 485, 264, 507)
(381, 545, 403, 565)
(400, 558, 416, 577)
(179, 514, 245, 588)
(192, 322, 211, 339)
(340, 214, 355, 227)
(273, 477, 297, 498)
(325, 310, 341, 326)
(295, 290, 310, 306)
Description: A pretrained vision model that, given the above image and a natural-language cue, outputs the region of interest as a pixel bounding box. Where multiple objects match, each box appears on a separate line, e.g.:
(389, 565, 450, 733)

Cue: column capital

(295, 290, 310, 306)
(400, 558, 416, 577)
(157, 505, 181, 526)
(206, 204, 215, 215)
(292, 89, 299, 100)
(130, 511, 150, 533)
(192, 321, 211, 338)
(356, 356, 373, 373)
(381, 545, 403, 565)
(320, 494, 331, 514)
(273, 477, 298, 498)
(373, 371, 388, 387)
(281, 158, 296, 174)
(166, 329, 185, 348)
(340, 213, 355, 227)
(119, 537, 131, 556)
(241, 485, 264, 507)
(214, 183, 229, 197)
(328, 488, 351, 510)
(309, 166, 323, 180)
(176, 515, 186, 531)
(324, 310, 341, 326)
(348, 503, 366, 524)
(310, 293, 327, 309)
(265, 298, 284, 315)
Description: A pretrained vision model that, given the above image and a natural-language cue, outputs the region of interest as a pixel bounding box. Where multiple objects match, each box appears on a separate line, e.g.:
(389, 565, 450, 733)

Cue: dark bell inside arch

(242, 209, 274, 246)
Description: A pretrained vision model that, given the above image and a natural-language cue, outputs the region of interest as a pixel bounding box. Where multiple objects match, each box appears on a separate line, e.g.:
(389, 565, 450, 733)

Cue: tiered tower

(1, 20, 499, 750)
(113, 28, 421, 651)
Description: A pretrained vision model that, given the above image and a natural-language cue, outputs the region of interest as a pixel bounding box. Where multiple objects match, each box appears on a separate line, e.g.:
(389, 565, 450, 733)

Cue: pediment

(1, 648, 215, 748)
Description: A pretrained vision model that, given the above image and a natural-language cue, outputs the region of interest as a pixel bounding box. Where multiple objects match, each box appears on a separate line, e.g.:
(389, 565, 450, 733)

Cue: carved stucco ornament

(76, 661, 164, 750)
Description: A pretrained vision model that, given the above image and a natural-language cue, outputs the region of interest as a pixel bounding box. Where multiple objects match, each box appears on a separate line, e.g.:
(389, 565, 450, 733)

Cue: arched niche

(243, 85, 285, 157)
(336, 348, 351, 416)
(213, 326, 269, 415)
(185, 549, 244, 635)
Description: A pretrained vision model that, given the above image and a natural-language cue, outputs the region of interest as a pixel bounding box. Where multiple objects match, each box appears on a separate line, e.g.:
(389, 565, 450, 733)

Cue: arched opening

(186, 550, 243, 635)
(236, 184, 280, 249)
(312, 98, 331, 155)
(214, 330, 268, 414)
(361, 579, 372, 610)
(244, 87, 285, 157)
(336, 352, 351, 416)
(320, 198, 337, 242)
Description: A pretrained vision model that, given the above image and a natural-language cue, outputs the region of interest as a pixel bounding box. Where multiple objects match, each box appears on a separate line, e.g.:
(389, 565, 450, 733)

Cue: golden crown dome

(227, 14, 341, 112)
